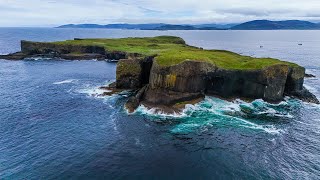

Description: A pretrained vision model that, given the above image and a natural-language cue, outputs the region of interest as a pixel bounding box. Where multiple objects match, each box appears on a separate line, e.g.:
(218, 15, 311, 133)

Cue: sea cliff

(0, 36, 318, 112)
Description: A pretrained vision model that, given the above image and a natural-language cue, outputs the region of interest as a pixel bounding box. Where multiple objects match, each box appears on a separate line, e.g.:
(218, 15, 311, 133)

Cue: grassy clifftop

(53, 36, 299, 70)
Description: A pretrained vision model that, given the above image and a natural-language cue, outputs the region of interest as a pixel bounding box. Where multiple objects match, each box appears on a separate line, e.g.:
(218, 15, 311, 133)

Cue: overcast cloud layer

(1, 0, 320, 27)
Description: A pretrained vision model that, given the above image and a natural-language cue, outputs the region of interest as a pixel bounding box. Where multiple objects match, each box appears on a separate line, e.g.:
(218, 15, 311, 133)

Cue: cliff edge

(0, 36, 318, 112)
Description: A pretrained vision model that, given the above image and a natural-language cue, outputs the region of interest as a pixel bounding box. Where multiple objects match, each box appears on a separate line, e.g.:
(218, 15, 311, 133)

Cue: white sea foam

(53, 79, 77, 85)
(77, 86, 110, 97)
(134, 96, 292, 134)
(75, 80, 116, 98)
(236, 117, 283, 134)
(134, 105, 188, 118)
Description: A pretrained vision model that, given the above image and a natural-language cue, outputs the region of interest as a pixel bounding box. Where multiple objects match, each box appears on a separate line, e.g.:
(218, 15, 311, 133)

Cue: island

(1, 36, 318, 113)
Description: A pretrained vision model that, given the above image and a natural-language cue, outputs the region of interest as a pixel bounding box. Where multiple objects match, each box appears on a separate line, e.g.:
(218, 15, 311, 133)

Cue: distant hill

(58, 24, 106, 28)
(57, 20, 320, 30)
(57, 23, 224, 30)
(231, 20, 320, 30)
(57, 23, 166, 29)
(104, 23, 166, 29)
(144, 25, 197, 30)
(194, 23, 238, 29)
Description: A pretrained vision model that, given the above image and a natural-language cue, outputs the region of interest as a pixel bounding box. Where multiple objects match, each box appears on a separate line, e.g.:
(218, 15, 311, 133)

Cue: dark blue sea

(0, 28, 320, 179)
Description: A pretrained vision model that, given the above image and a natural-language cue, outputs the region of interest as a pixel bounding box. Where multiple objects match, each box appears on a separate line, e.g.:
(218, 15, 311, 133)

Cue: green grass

(52, 36, 299, 70)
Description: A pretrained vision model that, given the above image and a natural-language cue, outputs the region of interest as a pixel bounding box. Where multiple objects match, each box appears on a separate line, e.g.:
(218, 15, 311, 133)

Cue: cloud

(0, 0, 320, 26)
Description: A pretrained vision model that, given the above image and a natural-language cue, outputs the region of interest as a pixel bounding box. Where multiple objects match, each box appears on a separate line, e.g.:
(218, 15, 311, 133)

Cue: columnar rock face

(206, 64, 291, 102)
(117, 58, 310, 107)
(144, 60, 215, 105)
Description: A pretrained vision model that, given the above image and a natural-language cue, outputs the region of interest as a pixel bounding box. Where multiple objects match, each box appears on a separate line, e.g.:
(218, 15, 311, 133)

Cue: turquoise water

(1, 28, 320, 179)
(135, 97, 302, 134)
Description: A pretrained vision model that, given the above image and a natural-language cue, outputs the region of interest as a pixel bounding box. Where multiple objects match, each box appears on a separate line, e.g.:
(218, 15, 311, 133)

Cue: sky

(1, 0, 320, 27)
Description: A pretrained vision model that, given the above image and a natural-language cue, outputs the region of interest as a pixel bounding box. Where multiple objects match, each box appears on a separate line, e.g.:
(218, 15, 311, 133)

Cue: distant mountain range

(231, 20, 320, 30)
(57, 20, 320, 30)
(57, 23, 225, 30)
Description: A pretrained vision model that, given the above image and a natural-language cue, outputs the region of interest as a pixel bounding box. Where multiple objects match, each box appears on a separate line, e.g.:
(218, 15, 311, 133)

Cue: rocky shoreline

(119, 58, 319, 113)
(1, 37, 319, 113)
(0, 40, 140, 61)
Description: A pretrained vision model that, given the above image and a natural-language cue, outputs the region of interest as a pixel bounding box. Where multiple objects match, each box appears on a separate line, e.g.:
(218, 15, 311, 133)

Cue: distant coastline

(57, 20, 320, 30)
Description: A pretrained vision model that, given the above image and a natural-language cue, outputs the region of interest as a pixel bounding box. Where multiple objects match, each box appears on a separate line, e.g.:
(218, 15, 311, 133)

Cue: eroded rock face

(143, 60, 297, 105)
(149, 60, 217, 93)
(205, 65, 291, 102)
(262, 64, 290, 102)
(142, 88, 204, 106)
(116, 57, 153, 89)
(285, 66, 305, 93)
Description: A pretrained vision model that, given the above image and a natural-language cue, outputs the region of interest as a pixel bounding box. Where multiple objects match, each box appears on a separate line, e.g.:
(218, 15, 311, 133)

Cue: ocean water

(0, 28, 320, 179)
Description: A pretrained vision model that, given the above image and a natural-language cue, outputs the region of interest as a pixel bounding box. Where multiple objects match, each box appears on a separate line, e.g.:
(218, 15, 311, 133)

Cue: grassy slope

(53, 36, 298, 70)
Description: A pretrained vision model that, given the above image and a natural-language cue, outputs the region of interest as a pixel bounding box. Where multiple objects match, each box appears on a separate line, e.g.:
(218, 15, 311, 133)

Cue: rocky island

(1, 36, 318, 112)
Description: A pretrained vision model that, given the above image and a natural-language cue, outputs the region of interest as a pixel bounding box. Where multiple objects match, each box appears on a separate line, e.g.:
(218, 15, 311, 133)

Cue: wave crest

(134, 97, 301, 134)
(53, 79, 77, 85)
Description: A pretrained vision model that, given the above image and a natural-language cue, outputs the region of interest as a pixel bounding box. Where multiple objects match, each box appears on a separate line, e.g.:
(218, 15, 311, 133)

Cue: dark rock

(99, 82, 123, 96)
(288, 87, 320, 104)
(125, 97, 140, 113)
(106, 51, 127, 60)
(305, 73, 316, 78)
(116, 59, 143, 89)
(125, 85, 148, 113)
(285, 66, 305, 93)
(60, 53, 106, 60)
(116, 57, 154, 89)
(142, 87, 205, 105)
(146, 60, 291, 104)
(262, 64, 290, 102)
(0, 52, 27, 60)
(149, 60, 217, 93)
(108, 82, 117, 88)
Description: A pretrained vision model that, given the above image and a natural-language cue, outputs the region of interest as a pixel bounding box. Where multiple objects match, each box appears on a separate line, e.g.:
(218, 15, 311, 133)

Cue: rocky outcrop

(144, 60, 299, 105)
(21, 40, 106, 55)
(116, 56, 153, 89)
(125, 85, 148, 113)
(115, 58, 319, 112)
(288, 87, 320, 104)
(285, 66, 305, 93)
(0, 40, 143, 61)
(0, 52, 27, 60)
(305, 73, 316, 78)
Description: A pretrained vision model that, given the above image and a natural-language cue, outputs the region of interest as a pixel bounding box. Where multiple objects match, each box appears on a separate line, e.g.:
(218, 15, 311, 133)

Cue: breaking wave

(76, 85, 111, 98)
(53, 79, 77, 85)
(134, 96, 301, 134)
